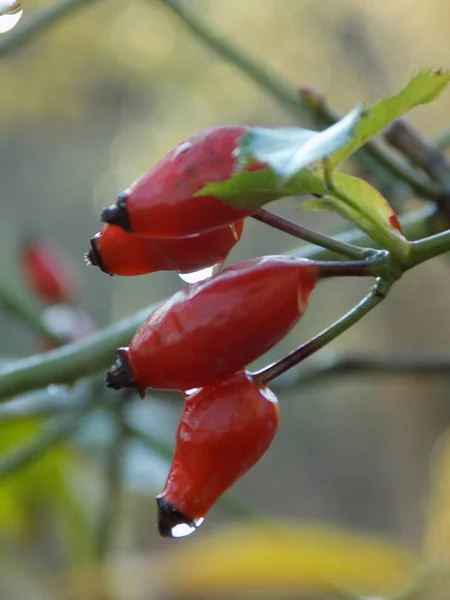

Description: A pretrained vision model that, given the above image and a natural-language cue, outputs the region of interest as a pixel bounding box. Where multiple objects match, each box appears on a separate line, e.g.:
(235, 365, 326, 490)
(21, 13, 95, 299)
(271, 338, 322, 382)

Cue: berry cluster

(88, 126, 344, 538)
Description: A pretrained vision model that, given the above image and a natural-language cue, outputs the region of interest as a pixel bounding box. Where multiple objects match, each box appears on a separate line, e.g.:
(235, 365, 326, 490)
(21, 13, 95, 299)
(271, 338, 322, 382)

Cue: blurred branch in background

(274, 350, 450, 389)
(95, 394, 128, 562)
(385, 119, 450, 188)
(153, 0, 440, 201)
(0, 390, 94, 479)
(0, 0, 104, 57)
(0, 282, 63, 346)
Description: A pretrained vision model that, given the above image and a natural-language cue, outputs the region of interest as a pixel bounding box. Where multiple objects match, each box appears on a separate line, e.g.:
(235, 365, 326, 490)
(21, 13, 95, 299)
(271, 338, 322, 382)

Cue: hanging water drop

(171, 518, 204, 538)
(157, 496, 205, 538)
(178, 262, 223, 284)
(0, 0, 23, 34)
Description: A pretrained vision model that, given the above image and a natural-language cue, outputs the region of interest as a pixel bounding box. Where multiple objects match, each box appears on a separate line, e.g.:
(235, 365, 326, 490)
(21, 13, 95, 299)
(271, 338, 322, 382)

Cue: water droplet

(173, 141, 192, 159)
(0, 0, 23, 33)
(46, 384, 60, 396)
(178, 263, 222, 284)
(230, 223, 239, 241)
(171, 518, 204, 538)
(184, 387, 200, 397)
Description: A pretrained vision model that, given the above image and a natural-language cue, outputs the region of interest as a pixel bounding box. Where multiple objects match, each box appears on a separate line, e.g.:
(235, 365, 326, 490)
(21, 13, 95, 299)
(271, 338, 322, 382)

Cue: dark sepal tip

(87, 238, 112, 275)
(105, 348, 136, 392)
(156, 496, 196, 538)
(100, 192, 131, 232)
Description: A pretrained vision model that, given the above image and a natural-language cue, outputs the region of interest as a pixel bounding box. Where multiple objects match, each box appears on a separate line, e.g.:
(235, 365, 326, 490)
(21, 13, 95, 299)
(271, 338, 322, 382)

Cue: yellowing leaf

(330, 69, 450, 168)
(424, 431, 450, 564)
(303, 171, 407, 251)
(155, 521, 418, 597)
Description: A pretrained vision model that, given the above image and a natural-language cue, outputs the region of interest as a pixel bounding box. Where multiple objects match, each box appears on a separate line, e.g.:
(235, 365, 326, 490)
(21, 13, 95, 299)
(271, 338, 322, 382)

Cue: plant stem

(409, 228, 450, 265)
(435, 129, 450, 150)
(154, 0, 308, 120)
(154, 0, 440, 200)
(385, 119, 450, 187)
(0, 206, 437, 402)
(95, 396, 128, 561)
(125, 421, 256, 519)
(272, 350, 450, 388)
(0, 284, 62, 345)
(0, 304, 156, 402)
(322, 159, 412, 264)
(255, 279, 392, 385)
(252, 209, 372, 260)
(0, 379, 94, 423)
(314, 257, 387, 279)
(0, 0, 105, 57)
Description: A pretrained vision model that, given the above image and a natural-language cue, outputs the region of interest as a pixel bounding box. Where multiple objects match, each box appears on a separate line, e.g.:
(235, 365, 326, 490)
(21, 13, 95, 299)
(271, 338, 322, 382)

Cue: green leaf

(196, 165, 326, 210)
(239, 105, 363, 181)
(195, 107, 363, 211)
(330, 69, 450, 167)
(302, 172, 406, 250)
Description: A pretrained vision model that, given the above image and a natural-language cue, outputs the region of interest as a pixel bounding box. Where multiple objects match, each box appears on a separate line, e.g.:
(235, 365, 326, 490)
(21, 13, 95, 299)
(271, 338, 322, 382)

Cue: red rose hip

(157, 371, 279, 537)
(106, 255, 318, 395)
(101, 125, 267, 238)
(87, 221, 244, 277)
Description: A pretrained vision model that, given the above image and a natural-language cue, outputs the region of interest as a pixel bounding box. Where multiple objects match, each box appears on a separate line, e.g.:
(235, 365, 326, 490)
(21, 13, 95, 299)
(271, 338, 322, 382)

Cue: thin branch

(385, 119, 450, 186)
(0, 283, 62, 345)
(154, 0, 440, 200)
(0, 379, 94, 423)
(435, 129, 450, 151)
(0, 0, 105, 57)
(255, 279, 391, 385)
(272, 351, 450, 388)
(0, 205, 438, 402)
(0, 304, 156, 402)
(95, 396, 128, 561)
(252, 209, 373, 260)
(125, 421, 257, 519)
(409, 227, 450, 265)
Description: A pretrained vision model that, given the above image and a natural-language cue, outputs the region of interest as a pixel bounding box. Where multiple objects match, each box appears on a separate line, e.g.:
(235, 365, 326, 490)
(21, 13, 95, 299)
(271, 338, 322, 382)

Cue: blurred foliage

(1, 0, 450, 599)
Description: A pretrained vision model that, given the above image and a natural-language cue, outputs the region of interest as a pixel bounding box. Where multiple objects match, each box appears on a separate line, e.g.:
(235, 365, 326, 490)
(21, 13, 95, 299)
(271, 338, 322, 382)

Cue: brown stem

(252, 209, 370, 260)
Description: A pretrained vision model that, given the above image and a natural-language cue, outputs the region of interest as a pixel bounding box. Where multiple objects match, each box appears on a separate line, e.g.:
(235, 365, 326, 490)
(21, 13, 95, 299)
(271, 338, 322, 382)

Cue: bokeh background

(1, 0, 450, 598)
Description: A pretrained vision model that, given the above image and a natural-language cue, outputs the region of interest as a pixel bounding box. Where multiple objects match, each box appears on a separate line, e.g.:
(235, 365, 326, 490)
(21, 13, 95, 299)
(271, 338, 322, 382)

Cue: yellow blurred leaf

(424, 431, 450, 563)
(155, 521, 419, 597)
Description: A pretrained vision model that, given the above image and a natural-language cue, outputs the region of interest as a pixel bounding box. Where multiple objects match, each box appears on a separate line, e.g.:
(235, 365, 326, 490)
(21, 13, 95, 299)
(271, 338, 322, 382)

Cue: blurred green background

(1, 0, 450, 598)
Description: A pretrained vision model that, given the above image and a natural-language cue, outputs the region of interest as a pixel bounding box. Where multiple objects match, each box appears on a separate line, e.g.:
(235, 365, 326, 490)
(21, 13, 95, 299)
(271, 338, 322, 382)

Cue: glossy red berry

(21, 238, 81, 305)
(86, 221, 244, 277)
(106, 255, 318, 395)
(157, 371, 279, 537)
(100, 125, 266, 238)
